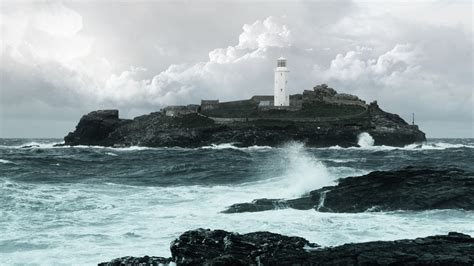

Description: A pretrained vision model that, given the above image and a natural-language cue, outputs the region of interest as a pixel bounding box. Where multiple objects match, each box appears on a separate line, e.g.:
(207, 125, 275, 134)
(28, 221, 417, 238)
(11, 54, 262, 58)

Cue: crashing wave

(357, 132, 375, 148)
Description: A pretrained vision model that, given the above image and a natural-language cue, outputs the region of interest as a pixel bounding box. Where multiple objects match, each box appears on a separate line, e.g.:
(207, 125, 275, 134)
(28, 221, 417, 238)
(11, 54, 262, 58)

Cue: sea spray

(275, 142, 334, 198)
(316, 190, 328, 211)
(357, 132, 375, 148)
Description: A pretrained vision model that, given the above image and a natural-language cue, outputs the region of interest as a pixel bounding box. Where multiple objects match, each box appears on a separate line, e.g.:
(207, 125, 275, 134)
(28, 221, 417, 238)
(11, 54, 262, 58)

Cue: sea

(1, 137, 473, 265)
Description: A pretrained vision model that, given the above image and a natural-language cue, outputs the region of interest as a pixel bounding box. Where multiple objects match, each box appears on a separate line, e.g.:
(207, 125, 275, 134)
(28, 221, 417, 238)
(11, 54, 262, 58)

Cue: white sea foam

(15, 141, 63, 149)
(105, 152, 118, 156)
(201, 143, 273, 151)
(108, 146, 154, 151)
(2, 139, 472, 152)
(2, 179, 473, 265)
(0, 159, 14, 164)
(324, 142, 474, 151)
(323, 158, 366, 163)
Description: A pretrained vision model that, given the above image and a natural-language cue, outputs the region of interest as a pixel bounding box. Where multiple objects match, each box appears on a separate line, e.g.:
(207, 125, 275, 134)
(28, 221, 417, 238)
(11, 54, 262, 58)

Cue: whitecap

(320, 142, 474, 151)
(323, 158, 365, 163)
(18, 141, 64, 149)
(201, 143, 272, 151)
(0, 159, 14, 164)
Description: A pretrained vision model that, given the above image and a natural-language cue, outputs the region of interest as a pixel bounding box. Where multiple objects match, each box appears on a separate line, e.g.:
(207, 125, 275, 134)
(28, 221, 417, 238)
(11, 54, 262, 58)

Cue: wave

(322, 158, 366, 163)
(269, 142, 335, 198)
(0, 159, 14, 164)
(324, 142, 474, 151)
(3, 141, 64, 149)
(357, 132, 374, 148)
(1, 139, 472, 152)
(1, 141, 158, 151)
(200, 143, 273, 151)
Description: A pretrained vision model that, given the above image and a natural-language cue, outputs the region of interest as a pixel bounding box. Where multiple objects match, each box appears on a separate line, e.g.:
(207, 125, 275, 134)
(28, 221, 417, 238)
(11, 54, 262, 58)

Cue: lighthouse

(274, 57, 290, 106)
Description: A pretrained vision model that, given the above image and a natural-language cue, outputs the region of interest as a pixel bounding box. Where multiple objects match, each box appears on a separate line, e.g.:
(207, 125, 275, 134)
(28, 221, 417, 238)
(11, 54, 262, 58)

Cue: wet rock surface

(223, 167, 474, 213)
(99, 230, 474, 265)
(98, 256, 171, 266)
(307, 231, 474, 266)
(64, 110, 132, 146)
(171, 229, 319, 265)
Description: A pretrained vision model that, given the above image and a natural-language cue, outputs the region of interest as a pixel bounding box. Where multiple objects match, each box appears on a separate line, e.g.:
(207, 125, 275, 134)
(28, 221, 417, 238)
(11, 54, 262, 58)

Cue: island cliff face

(64, 85, 426, 147)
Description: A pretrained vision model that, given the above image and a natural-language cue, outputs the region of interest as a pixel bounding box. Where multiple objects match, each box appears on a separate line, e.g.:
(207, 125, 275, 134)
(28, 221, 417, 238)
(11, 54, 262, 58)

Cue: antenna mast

(412, 113, 415, 125)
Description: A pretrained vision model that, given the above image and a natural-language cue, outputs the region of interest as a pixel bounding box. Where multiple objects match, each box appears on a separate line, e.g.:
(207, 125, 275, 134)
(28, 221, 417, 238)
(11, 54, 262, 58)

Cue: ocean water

(1, 138, 473, 265)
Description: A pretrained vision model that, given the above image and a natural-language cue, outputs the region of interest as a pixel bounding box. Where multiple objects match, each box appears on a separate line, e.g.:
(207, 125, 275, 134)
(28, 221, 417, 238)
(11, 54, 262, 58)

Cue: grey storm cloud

(0, 0, 472, 138)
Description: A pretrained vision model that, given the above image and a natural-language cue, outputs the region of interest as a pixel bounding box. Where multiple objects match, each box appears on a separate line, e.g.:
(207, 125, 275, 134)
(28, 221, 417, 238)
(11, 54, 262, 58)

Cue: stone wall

(201, 100, 219, 111)
(163, 105, 199, 117)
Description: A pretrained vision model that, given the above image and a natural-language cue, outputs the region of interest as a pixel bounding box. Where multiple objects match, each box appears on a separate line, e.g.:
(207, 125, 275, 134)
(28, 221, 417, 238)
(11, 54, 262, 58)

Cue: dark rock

(170, 228, 319, 265)
(19, 144, 40, 149)
(313, 84, 337, 97)
(223, 167, 474, 213)
(99, 230, 474, 265)
(222, 197, 314, 213)
(64, 87, 425, 148)
(307, 231, 474, 266)
(98, 256, 171, 266)
(64, 110, 131, 146)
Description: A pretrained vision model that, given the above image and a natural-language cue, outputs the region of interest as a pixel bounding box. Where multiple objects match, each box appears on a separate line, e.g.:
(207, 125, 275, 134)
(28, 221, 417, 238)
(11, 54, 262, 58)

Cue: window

(277, 60, 286, 67)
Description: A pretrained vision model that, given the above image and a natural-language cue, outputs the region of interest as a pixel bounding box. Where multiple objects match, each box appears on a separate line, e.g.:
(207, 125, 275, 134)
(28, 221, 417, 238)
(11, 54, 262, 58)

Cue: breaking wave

(325, 142, 474, 151)
(0, 159, 14, 164)
(200, 143, 273, 151)
(2, 139, 472, 152)
(271, 142, 335, 198)
(357, 132, 374, 148)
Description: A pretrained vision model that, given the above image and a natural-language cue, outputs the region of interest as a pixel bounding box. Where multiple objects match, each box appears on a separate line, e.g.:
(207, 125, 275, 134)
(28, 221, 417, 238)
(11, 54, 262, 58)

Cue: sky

(0, 0, 472, 138)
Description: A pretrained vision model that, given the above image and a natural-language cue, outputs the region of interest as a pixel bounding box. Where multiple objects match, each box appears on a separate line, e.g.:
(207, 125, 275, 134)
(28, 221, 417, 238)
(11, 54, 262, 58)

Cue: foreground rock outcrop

(99, 229, 474, 265)
(64, 85, 425, 148)
(223, 167, 474, 213)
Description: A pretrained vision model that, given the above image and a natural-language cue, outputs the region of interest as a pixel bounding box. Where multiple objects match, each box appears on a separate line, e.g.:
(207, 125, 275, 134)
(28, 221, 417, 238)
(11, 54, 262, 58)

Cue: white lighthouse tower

(274, 57, 290, 106)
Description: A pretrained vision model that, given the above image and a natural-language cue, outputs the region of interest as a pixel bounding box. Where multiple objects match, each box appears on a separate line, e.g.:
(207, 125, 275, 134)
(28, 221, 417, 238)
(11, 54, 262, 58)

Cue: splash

(275, 142, 334, 198)
(316, 190, 328, 211)
(357, 132, 374, 148)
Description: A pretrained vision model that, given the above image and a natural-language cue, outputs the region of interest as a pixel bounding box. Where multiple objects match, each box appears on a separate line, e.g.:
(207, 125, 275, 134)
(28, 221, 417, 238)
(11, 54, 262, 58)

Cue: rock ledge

(99, 230, 474, 266)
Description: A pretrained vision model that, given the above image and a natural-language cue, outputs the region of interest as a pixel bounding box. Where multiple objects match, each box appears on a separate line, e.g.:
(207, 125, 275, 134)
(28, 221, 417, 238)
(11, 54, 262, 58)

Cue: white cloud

(1, 2, 93, 63)
(97, 16, 293, 106)
(237, 16, 291, 49)
(315, 44, 418, 82)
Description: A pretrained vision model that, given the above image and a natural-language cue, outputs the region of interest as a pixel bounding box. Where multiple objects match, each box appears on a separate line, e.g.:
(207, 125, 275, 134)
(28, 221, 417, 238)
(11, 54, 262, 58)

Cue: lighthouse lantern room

(274, 57, 290, 106)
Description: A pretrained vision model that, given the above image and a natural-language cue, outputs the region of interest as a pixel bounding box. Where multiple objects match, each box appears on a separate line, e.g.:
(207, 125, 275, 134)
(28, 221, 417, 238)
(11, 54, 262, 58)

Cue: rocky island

(63, 84, 425, 147)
